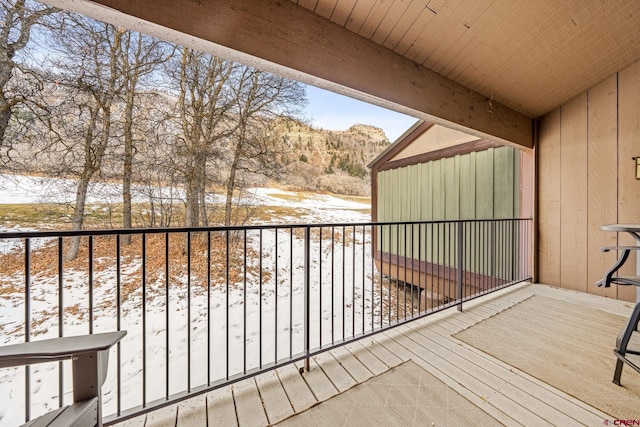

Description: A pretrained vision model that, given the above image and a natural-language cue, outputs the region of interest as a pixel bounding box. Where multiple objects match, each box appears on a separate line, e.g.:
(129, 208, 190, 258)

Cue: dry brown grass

(0, 232, 271, 303)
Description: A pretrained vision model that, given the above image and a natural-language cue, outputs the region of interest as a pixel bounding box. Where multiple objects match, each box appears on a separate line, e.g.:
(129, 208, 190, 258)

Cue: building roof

(368, 120, 504, 171)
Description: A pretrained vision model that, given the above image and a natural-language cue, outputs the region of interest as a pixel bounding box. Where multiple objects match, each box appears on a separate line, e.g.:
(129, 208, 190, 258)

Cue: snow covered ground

(0, 173, 370, 224)
(0, 173, 186, 206)
(244, 187, 370, 223)
(0, 174, 387, 426)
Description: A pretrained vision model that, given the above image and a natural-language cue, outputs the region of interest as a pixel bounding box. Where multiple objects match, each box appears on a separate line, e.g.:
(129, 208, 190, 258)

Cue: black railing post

(116, 234, 122, 414)
(24, 238, 31, 423)
(142, 233, 147, 405)
(304, 226, 311, 372)
(457, 221, 464, 312)
(57, 236, 64, 409)
(88, 236, 94, 334)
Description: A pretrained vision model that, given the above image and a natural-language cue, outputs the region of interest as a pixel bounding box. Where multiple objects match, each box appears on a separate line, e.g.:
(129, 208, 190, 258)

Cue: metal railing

(0, 218, 532, 425)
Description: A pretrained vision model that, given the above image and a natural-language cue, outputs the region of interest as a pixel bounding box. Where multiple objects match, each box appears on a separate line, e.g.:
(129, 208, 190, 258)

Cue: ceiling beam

(43, 0, 533, 148)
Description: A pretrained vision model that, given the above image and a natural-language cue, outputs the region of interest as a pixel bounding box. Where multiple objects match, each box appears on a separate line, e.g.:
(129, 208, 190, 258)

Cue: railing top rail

(0, 218, 533, 239)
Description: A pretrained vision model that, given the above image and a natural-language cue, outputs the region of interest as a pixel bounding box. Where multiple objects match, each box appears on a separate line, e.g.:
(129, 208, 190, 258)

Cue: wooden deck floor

(113, 283, 636, 427)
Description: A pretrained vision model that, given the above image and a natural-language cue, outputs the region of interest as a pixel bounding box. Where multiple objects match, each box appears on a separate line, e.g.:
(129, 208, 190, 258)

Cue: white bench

(0, 331, 126, 427)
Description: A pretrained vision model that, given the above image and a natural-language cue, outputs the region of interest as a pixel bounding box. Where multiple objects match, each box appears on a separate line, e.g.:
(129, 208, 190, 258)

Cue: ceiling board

(329, 0, 358, 26)
(293, 0, 640, 117)
(359, 0, 394, 39)
(315, 0, 338, 18)
(380, 1, 431, 50)
(370, 0, 412, 45)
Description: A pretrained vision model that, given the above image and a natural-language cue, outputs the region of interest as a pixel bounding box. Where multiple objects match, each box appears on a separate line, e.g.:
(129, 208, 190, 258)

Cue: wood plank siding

(375, 145, 521, 223)
(371, 144, 525, 305)
(537, 59, 640, 302)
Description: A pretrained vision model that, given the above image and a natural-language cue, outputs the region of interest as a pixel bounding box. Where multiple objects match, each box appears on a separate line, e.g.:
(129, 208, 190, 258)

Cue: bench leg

(72, 349, 110, 427)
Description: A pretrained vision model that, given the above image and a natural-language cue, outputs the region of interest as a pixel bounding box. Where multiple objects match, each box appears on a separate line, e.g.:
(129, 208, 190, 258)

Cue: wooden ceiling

(43, 0, 640, 148)
(291, 0, 640, 118)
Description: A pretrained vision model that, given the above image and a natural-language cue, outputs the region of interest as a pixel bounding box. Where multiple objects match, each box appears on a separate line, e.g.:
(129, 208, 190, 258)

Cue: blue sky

(303, 85, 418, 142)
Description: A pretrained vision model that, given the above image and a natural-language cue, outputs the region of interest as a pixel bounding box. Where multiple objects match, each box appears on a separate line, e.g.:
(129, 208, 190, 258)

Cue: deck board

(254, 370, 295, 425)
(232, 379, 268, 427)
(329, 345, 374, 383)
(114, 416, 146, 427)
(144, 404, 178, 427)
(293, 359, 339, 402)
(177, 394, 207, 427)
(110, 283, 638, 427)
(343, 341, 389, 375)
(274, 363, 317, 413)
(206, 386, 237, 427)
(311, 351, 357, 392)
(355, 336, 405, 368)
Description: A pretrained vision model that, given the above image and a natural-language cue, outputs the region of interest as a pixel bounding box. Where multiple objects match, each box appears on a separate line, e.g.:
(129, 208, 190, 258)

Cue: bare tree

(135, 157, 180, 228)
(0, 0, 57, 155)
(224, 67, 306, 225)
(133, 100, 180, 228)
(47, 14, 124, 260)
(169, 47, 236, 227)
(118, 30, 171, 243)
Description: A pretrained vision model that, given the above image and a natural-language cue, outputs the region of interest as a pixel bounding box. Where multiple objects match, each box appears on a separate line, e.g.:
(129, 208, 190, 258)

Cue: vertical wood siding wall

(377, 146, 520, 223)
(538, 61, 640, 302)
(374, 146, 524, 297)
